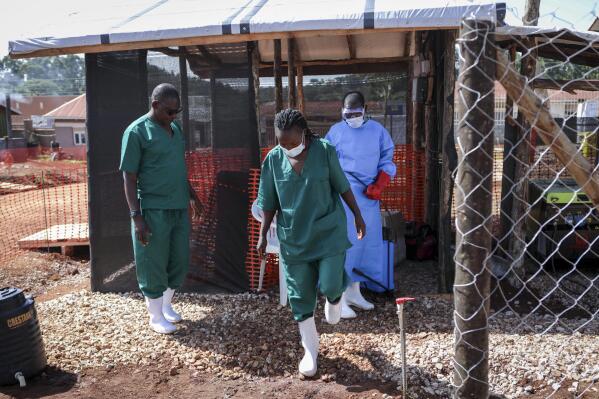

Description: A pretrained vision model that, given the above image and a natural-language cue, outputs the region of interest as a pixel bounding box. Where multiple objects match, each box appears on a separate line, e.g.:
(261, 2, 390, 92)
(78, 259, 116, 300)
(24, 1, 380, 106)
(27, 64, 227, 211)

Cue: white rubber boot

(340, 293, 357, 319)
(145, 296, 176, 334)
(324, 299, 341, 325)
(162, 288, 182, 323)
(344, 281, 374, 310)
(298, 317, 319, 377)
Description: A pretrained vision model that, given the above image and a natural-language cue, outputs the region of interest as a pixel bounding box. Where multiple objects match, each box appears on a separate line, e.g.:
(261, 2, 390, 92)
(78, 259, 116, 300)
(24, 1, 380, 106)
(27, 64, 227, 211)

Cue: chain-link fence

(453, 17, 598, 398)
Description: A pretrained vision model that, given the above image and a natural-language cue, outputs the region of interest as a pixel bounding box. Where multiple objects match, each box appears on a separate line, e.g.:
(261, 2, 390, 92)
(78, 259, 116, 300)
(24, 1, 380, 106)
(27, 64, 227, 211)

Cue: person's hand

(190, 196, 204, 221)
(256, 235, 267, 258)
(133, 216, 152, 246)
(365, 184, 383, 200)
(355, 214, 366, 240)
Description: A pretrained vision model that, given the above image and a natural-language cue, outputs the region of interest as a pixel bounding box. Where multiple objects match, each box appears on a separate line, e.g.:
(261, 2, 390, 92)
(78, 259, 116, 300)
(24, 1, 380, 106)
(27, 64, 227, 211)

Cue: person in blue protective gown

(325, 91, 396, 319)
(257, 109, 366, 377)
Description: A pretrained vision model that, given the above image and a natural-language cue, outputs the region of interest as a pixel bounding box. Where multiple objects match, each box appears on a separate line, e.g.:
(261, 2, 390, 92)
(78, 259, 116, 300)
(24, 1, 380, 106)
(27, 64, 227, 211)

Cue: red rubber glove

(365, 171, 391, 200)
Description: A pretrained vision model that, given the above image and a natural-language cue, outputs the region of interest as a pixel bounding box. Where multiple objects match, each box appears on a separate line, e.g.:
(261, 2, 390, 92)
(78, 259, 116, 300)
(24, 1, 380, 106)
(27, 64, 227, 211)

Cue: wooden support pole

(287, 38, 297, 109)
(297, 65, 305, 115)
(178, 49, 191, 150)
(424, 33, 438, 228)
(248, 41, 261, 168)
(409, 32, 423, 220)
(505, 0, 540, 268)
(498, 46, 517, 257)
(5, 94, 13, 139)
(438, 30, 457, 293)
(273, 39, 283, 113)
(453, 19, 495, 399)
(497, 51, 599, 210)
(209, 73, 216, 147)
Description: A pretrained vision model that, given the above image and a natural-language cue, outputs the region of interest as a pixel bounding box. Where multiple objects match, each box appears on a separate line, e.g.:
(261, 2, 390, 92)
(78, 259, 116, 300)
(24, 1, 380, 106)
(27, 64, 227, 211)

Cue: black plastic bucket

(0, 287, 46, 386)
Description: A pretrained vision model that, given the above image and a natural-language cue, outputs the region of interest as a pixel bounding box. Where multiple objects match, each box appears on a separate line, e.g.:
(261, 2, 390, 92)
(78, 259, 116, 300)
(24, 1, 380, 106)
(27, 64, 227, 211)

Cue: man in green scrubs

(120, 83, 202, 335)
(257, 109, 366, 377)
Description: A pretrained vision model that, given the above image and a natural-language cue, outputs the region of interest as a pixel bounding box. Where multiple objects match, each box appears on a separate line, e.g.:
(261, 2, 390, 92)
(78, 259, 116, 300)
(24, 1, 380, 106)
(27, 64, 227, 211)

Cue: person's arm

(257, 210, 276, 258)
(366, 126, 396, 200)
(340, 189, 366, 240)
(123, 171, 151, 246)
(120, 128, 151, 245)
(255, 155, 279, 257)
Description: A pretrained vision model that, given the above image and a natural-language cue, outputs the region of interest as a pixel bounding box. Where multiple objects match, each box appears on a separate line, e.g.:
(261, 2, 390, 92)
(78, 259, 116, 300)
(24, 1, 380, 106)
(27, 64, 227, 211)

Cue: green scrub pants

(281, 252, 349, 321)
(132, 209, 190, 298)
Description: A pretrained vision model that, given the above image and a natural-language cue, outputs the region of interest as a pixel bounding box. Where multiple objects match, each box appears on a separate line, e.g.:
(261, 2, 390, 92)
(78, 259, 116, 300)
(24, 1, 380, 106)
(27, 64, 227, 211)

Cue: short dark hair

(274, 108, 309, 134)
(342, 91, 365, 107)
(151, 83, 180, 103)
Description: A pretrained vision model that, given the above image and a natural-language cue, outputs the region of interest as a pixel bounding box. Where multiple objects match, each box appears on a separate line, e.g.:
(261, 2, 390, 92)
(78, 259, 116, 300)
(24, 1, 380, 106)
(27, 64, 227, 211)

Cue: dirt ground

(0, 364, 403, 399)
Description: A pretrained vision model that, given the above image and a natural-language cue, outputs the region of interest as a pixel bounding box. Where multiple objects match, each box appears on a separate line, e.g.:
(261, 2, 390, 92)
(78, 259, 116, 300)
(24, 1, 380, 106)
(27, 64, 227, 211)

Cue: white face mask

(281, 135, 305, 158)
(342, 106, 365, 129)
(345, 115, 364, 129)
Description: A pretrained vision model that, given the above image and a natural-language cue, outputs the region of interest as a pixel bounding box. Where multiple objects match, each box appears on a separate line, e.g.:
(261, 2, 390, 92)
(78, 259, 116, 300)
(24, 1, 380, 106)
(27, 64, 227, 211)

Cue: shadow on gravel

(0, 366, 77, 399)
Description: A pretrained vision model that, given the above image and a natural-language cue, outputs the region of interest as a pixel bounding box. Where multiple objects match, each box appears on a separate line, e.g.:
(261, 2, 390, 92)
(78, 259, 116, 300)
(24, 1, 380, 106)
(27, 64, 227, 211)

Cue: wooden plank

(274, 39, 283, 113)
(287, 38, 297, 109)
(453, 19, 495, 399)
(18, 223, 89, 249)
(10, 26, 456, 59)
(424, 32, 437, 229)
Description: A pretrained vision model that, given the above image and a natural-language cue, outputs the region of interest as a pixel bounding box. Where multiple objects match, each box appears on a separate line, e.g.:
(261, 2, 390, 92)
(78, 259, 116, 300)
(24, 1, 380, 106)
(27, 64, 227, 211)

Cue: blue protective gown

(325, 119, 396, 285)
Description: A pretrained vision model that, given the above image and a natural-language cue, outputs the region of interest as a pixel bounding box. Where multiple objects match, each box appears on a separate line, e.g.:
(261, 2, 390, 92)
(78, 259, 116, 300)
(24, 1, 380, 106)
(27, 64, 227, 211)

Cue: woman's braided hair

(274, 108, 319, 139)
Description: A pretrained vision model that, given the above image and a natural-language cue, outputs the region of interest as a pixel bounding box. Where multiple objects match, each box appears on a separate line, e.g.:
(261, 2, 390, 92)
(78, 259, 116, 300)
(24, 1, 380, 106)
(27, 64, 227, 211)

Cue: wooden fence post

(453, 18, 495, 399)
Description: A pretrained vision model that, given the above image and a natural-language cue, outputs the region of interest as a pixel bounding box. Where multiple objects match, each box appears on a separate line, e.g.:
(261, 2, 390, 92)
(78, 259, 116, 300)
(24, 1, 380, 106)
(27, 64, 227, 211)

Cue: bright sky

(0, 0, 597, 58)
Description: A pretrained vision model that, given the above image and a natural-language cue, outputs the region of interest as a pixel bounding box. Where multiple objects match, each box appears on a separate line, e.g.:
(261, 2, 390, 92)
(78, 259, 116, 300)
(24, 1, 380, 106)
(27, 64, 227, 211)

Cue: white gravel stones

(36, 290, 598, 398)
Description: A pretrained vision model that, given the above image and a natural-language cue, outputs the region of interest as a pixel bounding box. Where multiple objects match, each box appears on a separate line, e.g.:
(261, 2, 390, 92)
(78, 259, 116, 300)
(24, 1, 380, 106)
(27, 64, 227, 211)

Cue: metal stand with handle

(396, 297, 416, 397)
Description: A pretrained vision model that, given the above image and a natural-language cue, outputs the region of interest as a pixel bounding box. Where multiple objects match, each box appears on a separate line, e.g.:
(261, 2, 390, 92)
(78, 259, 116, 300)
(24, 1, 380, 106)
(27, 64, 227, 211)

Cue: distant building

(43, 93, 87, 160)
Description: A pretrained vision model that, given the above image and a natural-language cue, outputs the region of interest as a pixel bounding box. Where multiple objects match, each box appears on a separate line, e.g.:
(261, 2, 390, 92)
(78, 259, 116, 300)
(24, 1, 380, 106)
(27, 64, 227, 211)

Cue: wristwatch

(130, 210, 142, 218)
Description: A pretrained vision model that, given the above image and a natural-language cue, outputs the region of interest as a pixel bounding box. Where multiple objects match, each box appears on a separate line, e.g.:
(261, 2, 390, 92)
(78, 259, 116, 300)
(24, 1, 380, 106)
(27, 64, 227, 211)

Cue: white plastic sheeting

(8, 0, 501, 57)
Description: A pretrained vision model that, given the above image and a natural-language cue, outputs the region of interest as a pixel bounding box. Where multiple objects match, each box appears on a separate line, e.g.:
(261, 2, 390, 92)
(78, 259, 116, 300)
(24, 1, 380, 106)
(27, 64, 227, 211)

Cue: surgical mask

(342, 107, 365, 129)
(281, 135, 305, 158)
(345, 115, 364, 129)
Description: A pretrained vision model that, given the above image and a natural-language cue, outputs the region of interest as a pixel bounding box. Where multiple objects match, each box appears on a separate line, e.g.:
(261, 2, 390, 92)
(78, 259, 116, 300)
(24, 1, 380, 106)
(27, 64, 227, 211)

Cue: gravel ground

(35, 288, 598, 399)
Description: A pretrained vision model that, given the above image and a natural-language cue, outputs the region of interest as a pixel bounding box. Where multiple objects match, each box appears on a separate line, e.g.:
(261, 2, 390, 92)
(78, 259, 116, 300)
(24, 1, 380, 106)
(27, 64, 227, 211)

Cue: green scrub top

(257, 138, 352, 264)
(119, 115, 189, 210)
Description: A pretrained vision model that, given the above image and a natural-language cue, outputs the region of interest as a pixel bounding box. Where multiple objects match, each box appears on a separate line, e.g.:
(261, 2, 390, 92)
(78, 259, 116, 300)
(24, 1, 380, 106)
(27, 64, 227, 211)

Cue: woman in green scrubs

(257, 109, 365, 377)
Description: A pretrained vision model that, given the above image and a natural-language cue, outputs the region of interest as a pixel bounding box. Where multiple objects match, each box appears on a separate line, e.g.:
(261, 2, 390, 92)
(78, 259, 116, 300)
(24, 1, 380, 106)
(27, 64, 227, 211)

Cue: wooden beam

(248, 41, 261, 168)
(453, 19, 495, 399)
(346, 35, 356, 59)
(178, 48, 191, 150)
(529, 78, 599, 92)
(273, 39, 283, 113)
(210, 73, 216, 147)
(498, 46, 518, 258)
(438, 30, 457, 293)
(497, 50, 599, 210)
(155, 47, 181, 57)
(10, 26, 458, 59)
(287, 38, 297, 109)
(424, 34, 437, 229)
(297, 65, 305, 115)
(259, 56, 411, 68)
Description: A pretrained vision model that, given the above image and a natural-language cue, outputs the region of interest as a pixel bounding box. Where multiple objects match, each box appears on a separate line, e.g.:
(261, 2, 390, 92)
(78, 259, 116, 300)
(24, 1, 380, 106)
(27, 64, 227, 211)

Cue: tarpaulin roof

(8, 0, 503, 58)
